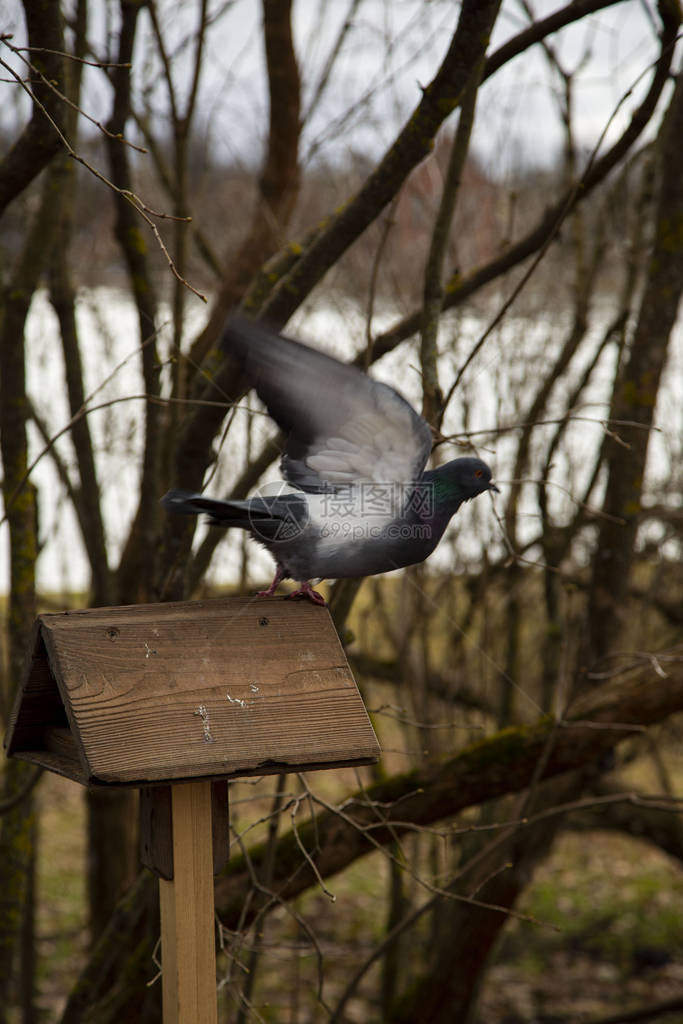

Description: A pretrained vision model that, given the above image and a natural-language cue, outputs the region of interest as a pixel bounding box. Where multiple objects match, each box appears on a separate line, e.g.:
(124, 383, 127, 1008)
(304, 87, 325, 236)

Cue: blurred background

(0, 1, 682, 1021)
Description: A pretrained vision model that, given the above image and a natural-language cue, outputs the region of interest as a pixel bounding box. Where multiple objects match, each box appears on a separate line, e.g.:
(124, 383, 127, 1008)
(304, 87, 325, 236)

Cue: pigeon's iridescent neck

(420, 469, 468, 521)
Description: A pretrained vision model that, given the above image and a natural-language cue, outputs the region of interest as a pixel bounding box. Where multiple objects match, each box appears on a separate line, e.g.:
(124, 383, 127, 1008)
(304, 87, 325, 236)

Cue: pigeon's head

(435, 457, 499, 508)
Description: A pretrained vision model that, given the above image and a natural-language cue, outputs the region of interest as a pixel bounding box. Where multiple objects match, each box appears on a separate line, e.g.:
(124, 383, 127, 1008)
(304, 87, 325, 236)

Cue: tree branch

(59, 654, 683, 1023)
(0, 1, 65, 215)
(105, 0, 162, 605)
(184, 0, 302, 375)
(260, 0, 503, 328)
(361, 4, 679, 367)
(420, 61, 482, 426)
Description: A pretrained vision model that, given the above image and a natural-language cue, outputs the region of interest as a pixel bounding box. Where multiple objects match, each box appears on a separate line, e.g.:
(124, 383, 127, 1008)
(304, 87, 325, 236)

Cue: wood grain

(4, 622, 89, 780)
(210, 780, 230, 875)
(5, 625, 69, 753)
(141, 780, 229, 879)
(159, 781, 217, 1024)
(140, 785, 173, 880)
(5, 595, 379, 785)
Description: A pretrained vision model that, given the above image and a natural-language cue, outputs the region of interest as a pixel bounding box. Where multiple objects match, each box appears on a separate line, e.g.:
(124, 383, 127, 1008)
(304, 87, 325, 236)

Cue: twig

(362, 16, 679, 374)
(302, 780, 555, 928)
(364, 197, 399, 369)
(223, 823, 329, 1011)
(495, 476, 627, 525)
(329, 777, 606, 1024)
(236, 774, 288, 1024)
(437, 416, 660, 443)
(0, 39, 145, 151)
(4, 39, 132, 68)
(420, 54, 482, 427)
(303, 0, 362, 123)
(398, 567, 547, 716)
(367, 703, 481, 730)
(441, 37, 679, 410)
(289, 795, 336, 903)
(0, 383, 257, 530)
(0, 49, 206, 302)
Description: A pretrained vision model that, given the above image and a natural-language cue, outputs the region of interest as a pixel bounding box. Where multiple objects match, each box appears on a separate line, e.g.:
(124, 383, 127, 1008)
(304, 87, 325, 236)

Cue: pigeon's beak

(488, 481, 500, 494)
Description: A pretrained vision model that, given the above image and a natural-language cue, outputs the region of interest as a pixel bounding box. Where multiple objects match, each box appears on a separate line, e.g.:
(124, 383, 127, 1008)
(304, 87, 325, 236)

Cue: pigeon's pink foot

(256, 568, 284, 598)
(286, 581, 327, 606)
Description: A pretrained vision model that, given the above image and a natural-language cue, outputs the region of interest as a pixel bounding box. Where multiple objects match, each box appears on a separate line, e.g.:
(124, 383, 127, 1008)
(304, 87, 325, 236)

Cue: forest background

(0, 1, 682, 1022)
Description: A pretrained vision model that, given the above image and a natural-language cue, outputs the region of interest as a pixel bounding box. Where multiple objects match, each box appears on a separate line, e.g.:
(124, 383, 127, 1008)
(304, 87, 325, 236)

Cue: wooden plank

(211, 780, 229, 876)
(35, 596, 379, 784)
(4, 624, 92, 784)
(43, 726, 81, 762)
(159, 782, 217, 1024)
(139, 785, 173, 880)
(140, 781, 230, 882)
(4, 625, 68, 754)
(9, 748, 89, 785)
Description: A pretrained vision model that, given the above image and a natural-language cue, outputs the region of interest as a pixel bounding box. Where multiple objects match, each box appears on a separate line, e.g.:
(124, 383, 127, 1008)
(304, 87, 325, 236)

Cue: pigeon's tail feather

(161, 490, 259, 529)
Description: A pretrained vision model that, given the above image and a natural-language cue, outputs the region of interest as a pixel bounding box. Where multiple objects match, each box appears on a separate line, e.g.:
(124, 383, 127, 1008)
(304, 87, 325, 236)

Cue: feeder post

(158, 780, 218, 1024)
(4, 595, 380, 1021)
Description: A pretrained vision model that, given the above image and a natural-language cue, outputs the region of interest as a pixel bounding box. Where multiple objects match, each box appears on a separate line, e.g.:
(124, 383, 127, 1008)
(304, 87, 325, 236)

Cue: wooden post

(4, 596, 379, 1021)
(158, 781, 218, 1024)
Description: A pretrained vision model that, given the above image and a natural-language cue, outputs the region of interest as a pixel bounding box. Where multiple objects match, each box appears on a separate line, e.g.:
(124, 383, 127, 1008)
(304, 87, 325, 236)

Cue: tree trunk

(389, 777, 583, 1024)
(584, 68, 683, 667)
(390, 68, 683, 1023)
(0, 86, 64, 1010)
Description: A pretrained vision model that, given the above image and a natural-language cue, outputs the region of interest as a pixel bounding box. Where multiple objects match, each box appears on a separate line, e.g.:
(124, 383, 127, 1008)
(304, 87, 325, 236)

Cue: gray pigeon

(163, 316, 498, 603)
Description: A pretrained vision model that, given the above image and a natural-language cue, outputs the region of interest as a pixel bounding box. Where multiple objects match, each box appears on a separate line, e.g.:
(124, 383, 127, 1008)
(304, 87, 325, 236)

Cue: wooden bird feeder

(4, 595, 379, 1023)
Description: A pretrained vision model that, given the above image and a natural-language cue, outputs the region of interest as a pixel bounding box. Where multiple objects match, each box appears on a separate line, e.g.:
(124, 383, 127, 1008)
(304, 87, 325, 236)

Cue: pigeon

(162, 315, 498, 604)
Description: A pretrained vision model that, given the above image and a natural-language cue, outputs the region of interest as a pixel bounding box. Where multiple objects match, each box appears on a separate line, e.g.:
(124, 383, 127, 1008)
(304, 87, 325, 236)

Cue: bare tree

(0, 0, 681, 1021)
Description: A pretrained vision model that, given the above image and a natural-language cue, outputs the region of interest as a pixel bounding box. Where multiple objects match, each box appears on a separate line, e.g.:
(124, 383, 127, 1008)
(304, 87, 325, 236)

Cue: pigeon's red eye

(475, 469, 482, 478)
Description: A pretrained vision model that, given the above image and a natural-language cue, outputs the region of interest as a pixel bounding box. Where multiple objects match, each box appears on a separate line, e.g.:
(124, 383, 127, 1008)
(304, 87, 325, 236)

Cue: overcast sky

(0, 0, 674, 177)
(0, 0, 679, 594)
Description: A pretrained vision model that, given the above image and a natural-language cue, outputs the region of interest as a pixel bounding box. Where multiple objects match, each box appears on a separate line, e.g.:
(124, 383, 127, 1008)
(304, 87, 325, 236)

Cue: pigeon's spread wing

(222, 315, 432, 492)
